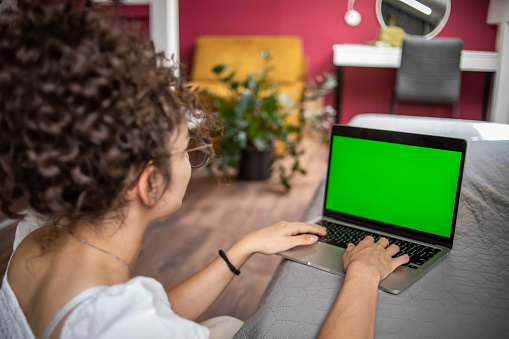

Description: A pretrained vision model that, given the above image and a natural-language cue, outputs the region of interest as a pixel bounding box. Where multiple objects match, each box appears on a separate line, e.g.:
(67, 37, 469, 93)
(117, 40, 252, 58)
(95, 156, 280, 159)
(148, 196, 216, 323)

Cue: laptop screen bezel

(322, 125, 467, 249)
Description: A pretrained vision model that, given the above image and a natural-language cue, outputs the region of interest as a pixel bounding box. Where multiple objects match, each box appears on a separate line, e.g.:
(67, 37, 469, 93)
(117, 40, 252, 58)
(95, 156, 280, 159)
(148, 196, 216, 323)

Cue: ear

(127, 164, 157, 207)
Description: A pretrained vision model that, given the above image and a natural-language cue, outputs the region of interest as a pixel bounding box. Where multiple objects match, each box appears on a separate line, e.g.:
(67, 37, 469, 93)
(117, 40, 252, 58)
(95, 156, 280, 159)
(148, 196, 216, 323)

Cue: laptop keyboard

(319, 220, 441, 269)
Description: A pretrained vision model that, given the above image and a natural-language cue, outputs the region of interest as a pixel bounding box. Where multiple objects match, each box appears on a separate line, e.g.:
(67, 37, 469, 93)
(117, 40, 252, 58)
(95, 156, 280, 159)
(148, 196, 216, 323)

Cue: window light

(399, 0, 432, 16)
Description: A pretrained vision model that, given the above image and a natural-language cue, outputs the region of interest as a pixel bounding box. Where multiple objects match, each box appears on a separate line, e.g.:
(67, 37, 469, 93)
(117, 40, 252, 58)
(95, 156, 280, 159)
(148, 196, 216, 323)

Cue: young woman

(0, 1, 409, 338)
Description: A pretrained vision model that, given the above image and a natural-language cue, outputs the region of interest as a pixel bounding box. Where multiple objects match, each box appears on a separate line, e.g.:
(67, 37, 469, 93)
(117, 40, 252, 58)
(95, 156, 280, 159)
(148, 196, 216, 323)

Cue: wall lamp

(345, 0, 361, 26)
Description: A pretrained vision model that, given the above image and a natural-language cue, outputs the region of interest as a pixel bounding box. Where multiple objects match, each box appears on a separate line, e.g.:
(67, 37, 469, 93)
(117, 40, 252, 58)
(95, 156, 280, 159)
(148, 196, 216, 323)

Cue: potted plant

(199, 50, 306, 191)
(303, 72, 338, 102)
(301, 72, 338, 144)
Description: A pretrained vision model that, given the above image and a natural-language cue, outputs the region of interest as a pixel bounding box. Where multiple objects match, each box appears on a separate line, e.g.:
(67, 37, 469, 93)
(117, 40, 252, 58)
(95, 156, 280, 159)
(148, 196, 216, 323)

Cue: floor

(0, 137, 329, 322)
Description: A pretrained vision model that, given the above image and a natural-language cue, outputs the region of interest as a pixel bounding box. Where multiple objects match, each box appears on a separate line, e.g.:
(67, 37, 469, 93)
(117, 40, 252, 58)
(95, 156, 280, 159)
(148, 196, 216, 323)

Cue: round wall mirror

(376, 0, 451, 39)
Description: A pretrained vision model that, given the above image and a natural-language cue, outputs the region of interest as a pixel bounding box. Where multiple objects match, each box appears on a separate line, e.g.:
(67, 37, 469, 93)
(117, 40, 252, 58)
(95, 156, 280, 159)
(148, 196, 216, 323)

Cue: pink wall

(179, 0, 497, 123)
(104, 4, 150, 38)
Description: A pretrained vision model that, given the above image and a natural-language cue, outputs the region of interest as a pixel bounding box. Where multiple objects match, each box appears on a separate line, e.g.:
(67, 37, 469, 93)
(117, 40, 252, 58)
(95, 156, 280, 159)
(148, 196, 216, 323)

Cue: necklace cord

(70, 231, 135, 278)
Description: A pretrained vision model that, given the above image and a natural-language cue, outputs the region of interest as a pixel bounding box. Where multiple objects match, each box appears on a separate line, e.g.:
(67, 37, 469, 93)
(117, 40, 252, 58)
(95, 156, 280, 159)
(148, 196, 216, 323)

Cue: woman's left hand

(240, 221, 327, 255)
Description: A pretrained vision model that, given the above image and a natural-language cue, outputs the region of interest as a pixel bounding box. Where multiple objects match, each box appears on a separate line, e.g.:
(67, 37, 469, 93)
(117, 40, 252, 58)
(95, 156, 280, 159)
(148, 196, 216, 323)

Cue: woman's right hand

(318, 236, 410, 338)
(342, 236, 410, 282)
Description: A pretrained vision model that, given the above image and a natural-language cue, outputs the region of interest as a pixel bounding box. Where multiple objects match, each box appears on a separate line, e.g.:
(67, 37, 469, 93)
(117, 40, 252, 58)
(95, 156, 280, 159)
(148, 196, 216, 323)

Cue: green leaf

(212, 64, 228, 74)
(236, 93, 249, 116)
(280, 94, 294, 107)
(245, 75, 258, 90)
(280, 174, 290, 191)
(292, 160, 300, 172)
(252, 135, 268, 151)
(263, 95, 278, 114)
(222, 71, 236, 83)
(236, 131, 247, 148)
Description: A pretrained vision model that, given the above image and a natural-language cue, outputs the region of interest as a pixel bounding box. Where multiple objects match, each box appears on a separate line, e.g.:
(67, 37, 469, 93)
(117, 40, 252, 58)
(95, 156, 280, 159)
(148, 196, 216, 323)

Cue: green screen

(325, 136, 462, 238)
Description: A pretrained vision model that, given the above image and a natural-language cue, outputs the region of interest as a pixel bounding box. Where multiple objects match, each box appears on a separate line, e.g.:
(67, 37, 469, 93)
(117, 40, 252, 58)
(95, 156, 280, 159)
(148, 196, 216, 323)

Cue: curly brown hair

(0, 0, 204, 226)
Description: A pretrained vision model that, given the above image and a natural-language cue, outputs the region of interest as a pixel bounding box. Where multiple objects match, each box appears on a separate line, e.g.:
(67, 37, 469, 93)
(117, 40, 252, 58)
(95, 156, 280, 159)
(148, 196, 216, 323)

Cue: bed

(234, 114, 509, 339)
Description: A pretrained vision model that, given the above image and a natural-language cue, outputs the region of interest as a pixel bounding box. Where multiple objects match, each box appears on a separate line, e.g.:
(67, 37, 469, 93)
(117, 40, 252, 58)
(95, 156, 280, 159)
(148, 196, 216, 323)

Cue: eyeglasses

(185, 136, 213, 168)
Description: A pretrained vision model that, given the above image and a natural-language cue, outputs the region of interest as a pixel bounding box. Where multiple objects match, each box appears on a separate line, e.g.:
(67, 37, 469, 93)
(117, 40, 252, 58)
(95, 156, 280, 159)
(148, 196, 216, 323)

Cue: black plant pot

(238, 145, 273, 180)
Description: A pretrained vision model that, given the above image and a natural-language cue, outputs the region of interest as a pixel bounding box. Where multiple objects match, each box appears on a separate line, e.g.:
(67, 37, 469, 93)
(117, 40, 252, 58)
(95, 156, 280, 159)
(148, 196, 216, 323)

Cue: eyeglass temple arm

(186, 144, 212, 153)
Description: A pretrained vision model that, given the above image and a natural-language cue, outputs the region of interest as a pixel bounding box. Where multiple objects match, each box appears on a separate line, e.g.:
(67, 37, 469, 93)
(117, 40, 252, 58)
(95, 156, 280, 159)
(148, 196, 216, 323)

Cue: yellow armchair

(186, 35, 307, 126)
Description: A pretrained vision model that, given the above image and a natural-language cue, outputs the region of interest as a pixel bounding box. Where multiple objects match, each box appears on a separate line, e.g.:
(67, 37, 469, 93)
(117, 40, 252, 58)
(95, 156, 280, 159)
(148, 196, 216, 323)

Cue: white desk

(332, 44, 500, 121)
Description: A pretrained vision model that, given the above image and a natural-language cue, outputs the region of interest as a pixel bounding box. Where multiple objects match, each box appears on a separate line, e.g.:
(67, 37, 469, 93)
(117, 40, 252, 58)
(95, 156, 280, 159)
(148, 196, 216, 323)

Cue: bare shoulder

(7, 226, 121, 337)
(7, 225, 54, 288)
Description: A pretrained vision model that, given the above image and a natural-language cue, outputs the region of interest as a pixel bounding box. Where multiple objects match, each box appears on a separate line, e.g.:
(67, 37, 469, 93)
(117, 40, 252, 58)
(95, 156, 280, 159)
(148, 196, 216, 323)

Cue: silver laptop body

(280, 125, 467, 294)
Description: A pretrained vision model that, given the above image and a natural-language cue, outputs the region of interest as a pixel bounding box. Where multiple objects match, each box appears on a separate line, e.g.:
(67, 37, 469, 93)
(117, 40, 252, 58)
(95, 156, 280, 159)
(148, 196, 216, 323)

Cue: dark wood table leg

(482, 72, 494, 121)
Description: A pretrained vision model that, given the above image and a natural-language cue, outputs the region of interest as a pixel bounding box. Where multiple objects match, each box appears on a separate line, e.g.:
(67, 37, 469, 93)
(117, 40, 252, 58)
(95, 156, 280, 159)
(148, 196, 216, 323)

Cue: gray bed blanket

(235, 114, 509, 339)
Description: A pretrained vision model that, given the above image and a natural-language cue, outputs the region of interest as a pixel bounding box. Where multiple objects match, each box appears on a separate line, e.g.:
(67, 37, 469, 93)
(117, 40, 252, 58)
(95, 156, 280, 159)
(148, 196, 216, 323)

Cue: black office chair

(392, 37, 463, 118)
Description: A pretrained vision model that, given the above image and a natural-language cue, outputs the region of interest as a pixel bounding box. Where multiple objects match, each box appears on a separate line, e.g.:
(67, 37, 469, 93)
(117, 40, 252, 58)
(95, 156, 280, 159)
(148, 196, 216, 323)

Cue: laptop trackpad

(280, 242, 346, 275)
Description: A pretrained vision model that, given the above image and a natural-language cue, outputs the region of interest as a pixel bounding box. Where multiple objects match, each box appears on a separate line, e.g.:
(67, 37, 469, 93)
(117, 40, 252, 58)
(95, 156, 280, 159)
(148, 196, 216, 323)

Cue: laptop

(280, 125, 467, 294)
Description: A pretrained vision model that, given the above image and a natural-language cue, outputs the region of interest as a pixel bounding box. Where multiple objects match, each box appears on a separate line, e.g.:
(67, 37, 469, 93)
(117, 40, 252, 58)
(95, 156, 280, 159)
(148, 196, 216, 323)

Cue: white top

(0, 214, 210, 339)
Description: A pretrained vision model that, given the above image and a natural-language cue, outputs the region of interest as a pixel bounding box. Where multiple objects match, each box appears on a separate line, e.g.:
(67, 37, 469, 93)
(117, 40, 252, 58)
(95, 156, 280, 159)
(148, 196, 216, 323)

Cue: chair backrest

(190, 36, 306, 83)
(395, 37, 463, 104)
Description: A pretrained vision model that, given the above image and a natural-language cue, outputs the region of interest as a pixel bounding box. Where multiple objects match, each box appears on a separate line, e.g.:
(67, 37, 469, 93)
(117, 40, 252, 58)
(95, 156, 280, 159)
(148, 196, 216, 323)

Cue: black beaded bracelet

(219, 249, 241, 275)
